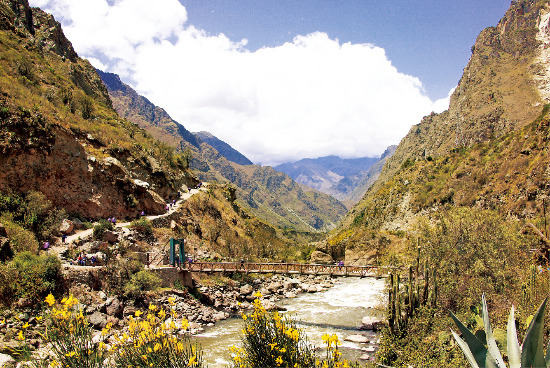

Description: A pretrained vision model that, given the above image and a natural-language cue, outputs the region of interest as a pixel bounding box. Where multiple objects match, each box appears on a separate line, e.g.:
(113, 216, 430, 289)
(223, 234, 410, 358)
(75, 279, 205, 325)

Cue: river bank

(0, 272, 342, 357)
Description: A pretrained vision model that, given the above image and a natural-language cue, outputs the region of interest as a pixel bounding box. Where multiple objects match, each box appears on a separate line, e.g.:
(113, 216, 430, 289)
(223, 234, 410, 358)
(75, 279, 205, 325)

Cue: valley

(0, 0, 549, 367)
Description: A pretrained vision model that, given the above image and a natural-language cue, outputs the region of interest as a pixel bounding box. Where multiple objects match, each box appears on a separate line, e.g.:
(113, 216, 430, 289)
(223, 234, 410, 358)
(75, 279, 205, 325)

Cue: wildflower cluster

(38, 294, 106, 368)
(230, 293, 358, 368)
(109, 298, 202, 367)
(13, 294, 203, 368)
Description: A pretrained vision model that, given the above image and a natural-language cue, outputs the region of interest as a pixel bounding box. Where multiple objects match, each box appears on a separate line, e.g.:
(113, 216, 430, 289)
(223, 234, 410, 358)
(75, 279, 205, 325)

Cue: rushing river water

(193, 277, 387, 367)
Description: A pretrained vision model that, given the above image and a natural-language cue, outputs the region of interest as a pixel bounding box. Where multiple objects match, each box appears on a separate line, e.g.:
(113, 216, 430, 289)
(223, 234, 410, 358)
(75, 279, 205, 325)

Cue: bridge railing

(185, 261, 397, 277)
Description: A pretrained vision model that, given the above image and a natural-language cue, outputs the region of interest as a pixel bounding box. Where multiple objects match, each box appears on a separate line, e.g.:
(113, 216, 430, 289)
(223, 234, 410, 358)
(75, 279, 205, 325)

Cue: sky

(29, 0, 512, 165)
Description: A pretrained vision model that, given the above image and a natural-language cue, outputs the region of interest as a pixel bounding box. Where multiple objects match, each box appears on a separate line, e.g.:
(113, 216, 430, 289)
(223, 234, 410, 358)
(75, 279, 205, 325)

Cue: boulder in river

(345, 334, 369, 343)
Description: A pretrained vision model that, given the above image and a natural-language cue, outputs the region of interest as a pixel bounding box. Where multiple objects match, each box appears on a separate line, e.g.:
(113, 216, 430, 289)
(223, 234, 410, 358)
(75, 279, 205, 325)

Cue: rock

(309, 250, 333, 264)
(283, 280, 298, 290)
(98, 291, 107, 300)
(16, 298, 33, 309)
(345, 335, 369, 343)
(59, 219, 74, 235)
(359, 354, 372, 360)
(267, 282, 283, 293)
(106, 298, 123, 317)
(261, 300, 287, 311)
(360, 316, 384, 330)
(361, 346, 376, 352)
(0, 353, 15, 367)
(240, 284, 253, 295)
(89, 312, 108, 329)
(72, 218, 84, 230)
(102, 230, 119, 244)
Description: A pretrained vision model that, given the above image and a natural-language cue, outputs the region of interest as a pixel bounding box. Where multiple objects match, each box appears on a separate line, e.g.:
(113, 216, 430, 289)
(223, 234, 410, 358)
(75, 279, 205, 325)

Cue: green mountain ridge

(98, 70, 347, 232)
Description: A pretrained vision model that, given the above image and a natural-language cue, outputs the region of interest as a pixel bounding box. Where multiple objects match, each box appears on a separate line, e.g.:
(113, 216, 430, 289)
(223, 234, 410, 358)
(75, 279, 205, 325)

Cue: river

(193, 277, 386, 367)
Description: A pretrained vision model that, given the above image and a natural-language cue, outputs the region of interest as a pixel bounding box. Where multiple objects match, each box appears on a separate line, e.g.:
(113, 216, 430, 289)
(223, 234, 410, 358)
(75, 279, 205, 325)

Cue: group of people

(107, 217, 117, 225)
(74, 253, 98, 266)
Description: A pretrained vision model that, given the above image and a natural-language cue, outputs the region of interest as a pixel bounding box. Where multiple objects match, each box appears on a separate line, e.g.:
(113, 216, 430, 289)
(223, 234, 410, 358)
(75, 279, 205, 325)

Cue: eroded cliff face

(0, 0, 194, 219)
(0, 99, 176, 218)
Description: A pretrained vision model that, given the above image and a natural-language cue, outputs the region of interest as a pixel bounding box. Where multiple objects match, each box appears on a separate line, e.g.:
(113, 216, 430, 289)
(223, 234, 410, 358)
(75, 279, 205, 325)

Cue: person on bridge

(338, 260, 344, 270)
(175, 254, 180, 269)
(240, 258, 244, 269)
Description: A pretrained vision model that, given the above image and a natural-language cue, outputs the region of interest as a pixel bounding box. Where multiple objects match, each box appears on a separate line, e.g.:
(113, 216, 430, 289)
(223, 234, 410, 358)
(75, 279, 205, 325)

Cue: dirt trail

(56, 184, 208, 255)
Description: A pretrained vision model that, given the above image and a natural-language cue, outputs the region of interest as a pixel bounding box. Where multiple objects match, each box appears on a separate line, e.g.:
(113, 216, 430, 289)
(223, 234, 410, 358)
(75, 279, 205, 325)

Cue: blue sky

(31, 0, 512, 165)
(180, 0, 511, 100)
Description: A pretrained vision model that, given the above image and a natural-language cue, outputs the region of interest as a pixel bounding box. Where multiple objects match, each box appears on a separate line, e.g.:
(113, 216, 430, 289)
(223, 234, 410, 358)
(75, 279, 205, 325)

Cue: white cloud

(432, 87, 455, 114)
(30, 0, 446, 165)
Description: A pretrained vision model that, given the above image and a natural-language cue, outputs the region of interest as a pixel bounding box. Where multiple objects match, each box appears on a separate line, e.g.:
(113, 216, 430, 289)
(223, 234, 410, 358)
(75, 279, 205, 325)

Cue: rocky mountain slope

(326, 0, 550, 264)
(99, 71, 347, 232)
(0, 0, 199, 220)
(194, 131, 253, 165)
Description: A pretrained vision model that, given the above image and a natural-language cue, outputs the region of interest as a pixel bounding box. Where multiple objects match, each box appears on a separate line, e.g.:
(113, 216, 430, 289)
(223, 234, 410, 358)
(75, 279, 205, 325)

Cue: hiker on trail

(187, 257, 193, 269)
(43, 241, 49, 250)
(62, 234, 67, 243)
(165, 205, 169, 212)
(141, 211, 145, 216)
(91, 255, 96, 266)
(77, 254, 82, 265)
(112, 217, 116, 225)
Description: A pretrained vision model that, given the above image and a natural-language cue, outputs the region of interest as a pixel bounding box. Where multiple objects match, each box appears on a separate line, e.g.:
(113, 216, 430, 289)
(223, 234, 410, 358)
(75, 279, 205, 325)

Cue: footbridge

(185, 261, 395, 278)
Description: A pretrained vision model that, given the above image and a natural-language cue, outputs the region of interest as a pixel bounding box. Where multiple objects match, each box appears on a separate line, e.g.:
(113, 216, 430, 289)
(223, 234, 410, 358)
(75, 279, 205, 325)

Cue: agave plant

(450, 295, 549, 368)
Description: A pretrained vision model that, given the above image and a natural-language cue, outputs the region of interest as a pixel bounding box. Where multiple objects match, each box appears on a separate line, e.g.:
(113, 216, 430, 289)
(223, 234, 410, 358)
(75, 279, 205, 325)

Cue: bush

(123, 269, 162, 298)
(12, 295, 203, 368)
(92, 219, 113, 240)
(230, 294, 358, 368)
(0, 251, 62, 307)
(129, 217, 153, 237)
(0, 215, 38, 253)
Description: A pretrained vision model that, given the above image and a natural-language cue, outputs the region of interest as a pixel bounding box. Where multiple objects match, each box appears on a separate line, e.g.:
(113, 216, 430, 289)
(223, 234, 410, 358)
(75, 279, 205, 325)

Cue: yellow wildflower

(17, 330, 24, 340)
(22, 322, 29, 329)
(253, 291, 262, 298)
(45, 294, 55, 307)
(135, 310, 143, 317)
(188, 355, 197, 366)
(148, 304, 157, 311)
(158, 309, 166, 319)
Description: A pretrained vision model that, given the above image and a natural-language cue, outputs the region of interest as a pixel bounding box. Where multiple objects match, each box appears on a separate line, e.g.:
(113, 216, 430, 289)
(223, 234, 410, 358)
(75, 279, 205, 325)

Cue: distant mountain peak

(194, 131, 253, 166)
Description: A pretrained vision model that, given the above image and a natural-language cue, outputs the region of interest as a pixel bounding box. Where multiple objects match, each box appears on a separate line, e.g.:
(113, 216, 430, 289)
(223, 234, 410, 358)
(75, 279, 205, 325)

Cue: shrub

(0, 214, 38, 253)
(129, 217, 153, 237)
(0, 251, 62, 306)
(12, 295, 203, 368)
(230, 294, 358, 368)
(123, 269, 162, 298)
(92, 219, 114, 240)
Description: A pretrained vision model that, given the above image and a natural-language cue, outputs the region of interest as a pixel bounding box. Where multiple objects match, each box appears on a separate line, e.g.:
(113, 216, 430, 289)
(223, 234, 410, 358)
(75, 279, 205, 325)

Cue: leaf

(482, 294, 506, 368)
(449, 310, 499, 368)
(507, 305, 521, 368)
(451, 329, 481, 368)
(521, 297, 548, 368)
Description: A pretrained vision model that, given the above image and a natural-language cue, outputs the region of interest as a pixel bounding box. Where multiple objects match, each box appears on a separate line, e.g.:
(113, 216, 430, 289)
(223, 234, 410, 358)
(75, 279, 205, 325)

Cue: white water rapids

(192, 277, 386, 366)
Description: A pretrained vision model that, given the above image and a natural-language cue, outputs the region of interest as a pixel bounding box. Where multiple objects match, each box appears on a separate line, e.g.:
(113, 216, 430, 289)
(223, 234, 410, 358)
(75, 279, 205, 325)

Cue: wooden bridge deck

(186, 261, 394, 277)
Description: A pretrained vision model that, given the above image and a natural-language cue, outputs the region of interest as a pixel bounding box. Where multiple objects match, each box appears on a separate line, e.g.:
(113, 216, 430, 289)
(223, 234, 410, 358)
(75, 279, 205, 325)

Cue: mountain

(331, 0, 550, 252)
(98, 71, 347, 232)
(194, 131, 253, 165)
(0, 0, 199, 220)
(275, 152, 393, 207)
(0, 0, 320, 263)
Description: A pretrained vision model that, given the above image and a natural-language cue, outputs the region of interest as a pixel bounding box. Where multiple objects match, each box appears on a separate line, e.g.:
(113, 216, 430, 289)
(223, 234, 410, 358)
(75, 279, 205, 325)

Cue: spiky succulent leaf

(449, 310, 499, 368)
(482, 295, 506, 368)
(546, 339, 550, 368)
(521, 298, 547, 368)
(451, 329, 481, 368)
(507, 305, 521, 368)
